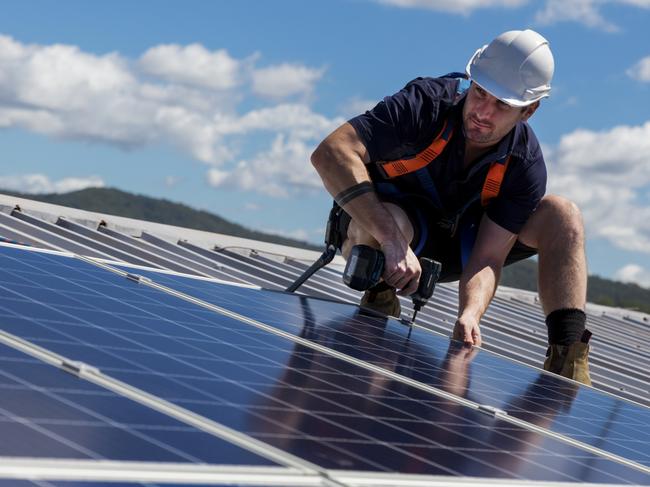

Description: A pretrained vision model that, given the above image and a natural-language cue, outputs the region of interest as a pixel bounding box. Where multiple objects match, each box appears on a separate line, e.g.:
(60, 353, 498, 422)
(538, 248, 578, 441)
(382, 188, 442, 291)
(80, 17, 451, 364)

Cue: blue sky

(1, 0, 649, 287)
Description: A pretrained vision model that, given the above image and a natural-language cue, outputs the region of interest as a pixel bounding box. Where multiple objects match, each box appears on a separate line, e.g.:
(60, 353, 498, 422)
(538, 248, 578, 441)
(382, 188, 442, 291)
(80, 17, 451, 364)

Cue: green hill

(2, 187, 321, 251)
(2, 186, 649, 314)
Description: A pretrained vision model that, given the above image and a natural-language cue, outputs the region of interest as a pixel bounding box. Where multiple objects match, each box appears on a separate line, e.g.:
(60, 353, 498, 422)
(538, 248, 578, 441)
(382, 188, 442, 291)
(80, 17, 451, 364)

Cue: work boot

(360, 284, 401, 318)
(543, 330, 592, 386)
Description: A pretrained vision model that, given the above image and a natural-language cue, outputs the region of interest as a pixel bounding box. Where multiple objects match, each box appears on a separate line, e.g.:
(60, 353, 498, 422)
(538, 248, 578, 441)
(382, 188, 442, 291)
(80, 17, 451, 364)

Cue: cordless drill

(342, 244, 442, 324)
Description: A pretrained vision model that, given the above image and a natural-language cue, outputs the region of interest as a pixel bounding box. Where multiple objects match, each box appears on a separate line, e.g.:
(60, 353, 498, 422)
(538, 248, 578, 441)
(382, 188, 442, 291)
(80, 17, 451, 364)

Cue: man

(311, 29, 592, 385)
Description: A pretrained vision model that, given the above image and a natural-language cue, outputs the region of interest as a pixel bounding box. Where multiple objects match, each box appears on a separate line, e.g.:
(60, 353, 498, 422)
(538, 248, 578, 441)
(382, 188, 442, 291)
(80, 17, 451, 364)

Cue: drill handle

(413, 258, 442, 303)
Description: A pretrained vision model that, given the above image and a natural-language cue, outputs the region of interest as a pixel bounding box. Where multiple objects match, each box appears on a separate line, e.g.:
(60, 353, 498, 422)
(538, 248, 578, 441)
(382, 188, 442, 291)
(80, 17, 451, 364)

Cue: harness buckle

(375, 160, 392, 180)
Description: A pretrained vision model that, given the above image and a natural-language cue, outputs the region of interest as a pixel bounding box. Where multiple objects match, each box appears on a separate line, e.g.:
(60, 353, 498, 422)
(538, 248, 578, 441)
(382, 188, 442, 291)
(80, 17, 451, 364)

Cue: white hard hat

(466, 29, 554, 107)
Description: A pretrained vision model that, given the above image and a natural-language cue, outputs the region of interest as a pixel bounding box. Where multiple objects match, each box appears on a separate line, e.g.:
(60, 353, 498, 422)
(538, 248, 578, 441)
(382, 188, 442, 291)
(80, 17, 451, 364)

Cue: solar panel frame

(0, 213, 110, 260)
(97, 227, 246, 283)
(139, 232, 254, 284)
(11, 211, 156, 266)
(0, 221, 60, 250)
(0, 458, 322, 486)
(177, 241, 291, 290)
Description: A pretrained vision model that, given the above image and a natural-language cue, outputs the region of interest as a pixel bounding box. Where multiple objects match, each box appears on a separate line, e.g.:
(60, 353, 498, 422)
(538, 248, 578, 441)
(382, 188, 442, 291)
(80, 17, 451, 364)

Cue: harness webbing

(481, 156, 511, 206)
(375, 117, 511, 207)
(377, 119, 454, 178)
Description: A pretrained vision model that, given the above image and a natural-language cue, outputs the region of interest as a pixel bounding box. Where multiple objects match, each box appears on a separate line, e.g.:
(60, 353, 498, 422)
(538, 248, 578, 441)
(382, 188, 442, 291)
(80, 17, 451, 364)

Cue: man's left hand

(452, 316, 482, 346)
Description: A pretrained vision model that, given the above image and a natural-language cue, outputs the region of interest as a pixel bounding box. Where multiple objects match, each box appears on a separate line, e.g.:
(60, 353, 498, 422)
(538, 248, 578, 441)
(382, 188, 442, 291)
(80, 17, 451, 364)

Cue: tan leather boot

(543, 330, 592, 386)
(360, 287, 401, 318)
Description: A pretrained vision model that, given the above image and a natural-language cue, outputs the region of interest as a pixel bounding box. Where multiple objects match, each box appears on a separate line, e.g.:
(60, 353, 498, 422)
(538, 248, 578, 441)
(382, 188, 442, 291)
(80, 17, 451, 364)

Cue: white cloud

(614, 264, 650, 288)
(535, 0, 619, 31)
(223, 104, 340, 138)
(251, 63, 325, 99)
(372, 0, 650, 30)
(165, 175, 181, 187)
(535, 0, 650, 31)
(0, 34, 331, 180)
(207, 131, 336, 198)
(627, 56, 650, 82)
(139, 43, 245, 91)
(0, 173, 104, 194)
(546, 121, 650, 254)
(619, 0, 650, 7)
(373, 0, 527, 15)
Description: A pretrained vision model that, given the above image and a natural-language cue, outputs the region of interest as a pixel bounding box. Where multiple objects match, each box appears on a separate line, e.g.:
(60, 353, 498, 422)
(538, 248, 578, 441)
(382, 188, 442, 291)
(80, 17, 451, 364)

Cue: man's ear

(521, 101, 540, 121)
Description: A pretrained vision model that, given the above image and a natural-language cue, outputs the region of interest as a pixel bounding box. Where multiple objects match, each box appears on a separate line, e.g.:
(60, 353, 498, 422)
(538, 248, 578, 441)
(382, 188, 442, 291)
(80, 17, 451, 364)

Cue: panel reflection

(242, 305, 647, 483)
(132, 268, 649, 469)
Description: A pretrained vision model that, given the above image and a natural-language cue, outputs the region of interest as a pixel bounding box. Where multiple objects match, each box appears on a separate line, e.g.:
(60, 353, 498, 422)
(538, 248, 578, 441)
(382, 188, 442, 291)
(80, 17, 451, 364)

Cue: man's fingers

(472, 327, 482, 347)
(453, 320, 480, 347)
(397, 278, 419, 296)
(383, 267, 419, 293)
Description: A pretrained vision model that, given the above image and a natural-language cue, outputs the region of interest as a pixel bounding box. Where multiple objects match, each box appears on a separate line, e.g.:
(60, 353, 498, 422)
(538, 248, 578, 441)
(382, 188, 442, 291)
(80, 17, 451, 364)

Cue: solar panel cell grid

(0, 342, 276, 466)
(0, 247, 648, 484)
(279, 253, 650, 399)
(118, 267, 650, 469)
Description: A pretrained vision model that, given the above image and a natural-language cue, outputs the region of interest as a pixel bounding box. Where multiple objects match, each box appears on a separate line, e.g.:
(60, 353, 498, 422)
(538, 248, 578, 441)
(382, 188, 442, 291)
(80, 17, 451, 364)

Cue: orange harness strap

(481, 156, 511, 206)
(377, 119, 454, 179)
(376, 117, 510, 207)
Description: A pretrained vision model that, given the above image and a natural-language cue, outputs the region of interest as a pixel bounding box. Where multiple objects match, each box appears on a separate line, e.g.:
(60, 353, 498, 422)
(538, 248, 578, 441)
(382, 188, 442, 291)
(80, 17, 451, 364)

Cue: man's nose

(474, 99, 495, 120)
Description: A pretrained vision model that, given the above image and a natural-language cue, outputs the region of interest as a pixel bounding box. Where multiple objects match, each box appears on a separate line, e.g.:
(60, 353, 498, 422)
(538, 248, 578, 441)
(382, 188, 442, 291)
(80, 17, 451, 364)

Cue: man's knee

(384, 202, 414, 243)
(342, 202, 414, 259)
(520, 195, 584, 248)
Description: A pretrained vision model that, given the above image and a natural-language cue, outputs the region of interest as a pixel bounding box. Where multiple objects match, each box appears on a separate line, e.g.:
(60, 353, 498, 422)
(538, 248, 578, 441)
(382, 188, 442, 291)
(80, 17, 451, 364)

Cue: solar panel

(97, 226, 246, 283)
(224, 249, 650, 403)
(108, 264, 650, 469)
(0, 341, 281, 469)
(0, 247, 648, 484)
(0, 213, 110, 260)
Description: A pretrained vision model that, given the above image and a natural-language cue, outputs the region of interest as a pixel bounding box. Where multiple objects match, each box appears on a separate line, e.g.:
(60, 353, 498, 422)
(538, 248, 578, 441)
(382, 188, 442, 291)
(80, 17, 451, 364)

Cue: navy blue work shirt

(348, 75, 547, 235)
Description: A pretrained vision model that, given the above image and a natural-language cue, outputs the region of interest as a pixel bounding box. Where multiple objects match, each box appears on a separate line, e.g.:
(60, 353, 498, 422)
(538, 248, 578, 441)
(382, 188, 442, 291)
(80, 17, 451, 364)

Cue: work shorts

(335, 197, 537, 283)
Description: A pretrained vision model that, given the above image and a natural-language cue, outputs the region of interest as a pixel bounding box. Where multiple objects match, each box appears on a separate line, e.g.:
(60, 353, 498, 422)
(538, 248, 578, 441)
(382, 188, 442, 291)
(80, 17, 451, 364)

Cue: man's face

(462, 82, 538, 147)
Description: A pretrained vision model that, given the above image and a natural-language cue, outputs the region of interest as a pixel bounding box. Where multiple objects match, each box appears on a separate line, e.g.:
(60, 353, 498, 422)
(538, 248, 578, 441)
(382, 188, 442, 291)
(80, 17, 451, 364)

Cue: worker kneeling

(311, 29, 592, 386)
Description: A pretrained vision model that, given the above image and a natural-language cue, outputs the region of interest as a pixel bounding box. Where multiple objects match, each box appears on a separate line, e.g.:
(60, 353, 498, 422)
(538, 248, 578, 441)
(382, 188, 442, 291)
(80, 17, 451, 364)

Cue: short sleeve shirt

(348, 76, 547, 234)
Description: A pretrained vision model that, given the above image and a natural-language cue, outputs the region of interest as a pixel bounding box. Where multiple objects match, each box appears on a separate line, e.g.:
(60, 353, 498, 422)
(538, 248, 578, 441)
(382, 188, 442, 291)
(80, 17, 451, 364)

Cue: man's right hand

(380, 239, 421, 296)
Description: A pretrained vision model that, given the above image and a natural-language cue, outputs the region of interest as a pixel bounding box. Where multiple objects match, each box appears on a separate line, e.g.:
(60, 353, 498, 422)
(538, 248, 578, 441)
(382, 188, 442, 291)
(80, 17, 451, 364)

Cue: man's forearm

(458, 262, 501, 323)
(311, 123, 403, 245)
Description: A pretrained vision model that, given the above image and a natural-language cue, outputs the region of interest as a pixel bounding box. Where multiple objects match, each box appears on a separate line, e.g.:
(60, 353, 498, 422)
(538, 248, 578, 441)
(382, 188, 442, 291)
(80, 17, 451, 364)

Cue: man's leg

(342, 203, 414, 318)
(517, 194, 592, 385)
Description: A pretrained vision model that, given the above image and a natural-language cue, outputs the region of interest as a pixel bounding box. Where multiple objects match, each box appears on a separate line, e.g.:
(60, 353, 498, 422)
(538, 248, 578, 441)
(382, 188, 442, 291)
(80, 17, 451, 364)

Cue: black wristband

(334, 181, 374, 207)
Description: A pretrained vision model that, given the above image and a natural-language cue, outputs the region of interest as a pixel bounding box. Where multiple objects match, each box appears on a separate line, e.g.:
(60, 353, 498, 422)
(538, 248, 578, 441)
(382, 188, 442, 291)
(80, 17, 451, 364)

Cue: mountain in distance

(2, 187, 649, 314)
(3, 187, 321, 251)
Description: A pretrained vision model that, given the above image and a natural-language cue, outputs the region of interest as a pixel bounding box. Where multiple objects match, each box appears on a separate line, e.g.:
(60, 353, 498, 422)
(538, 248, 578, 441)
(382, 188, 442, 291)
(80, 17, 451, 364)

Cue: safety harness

(375, 117, 511, 208)
(373, 114, 512, 267)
